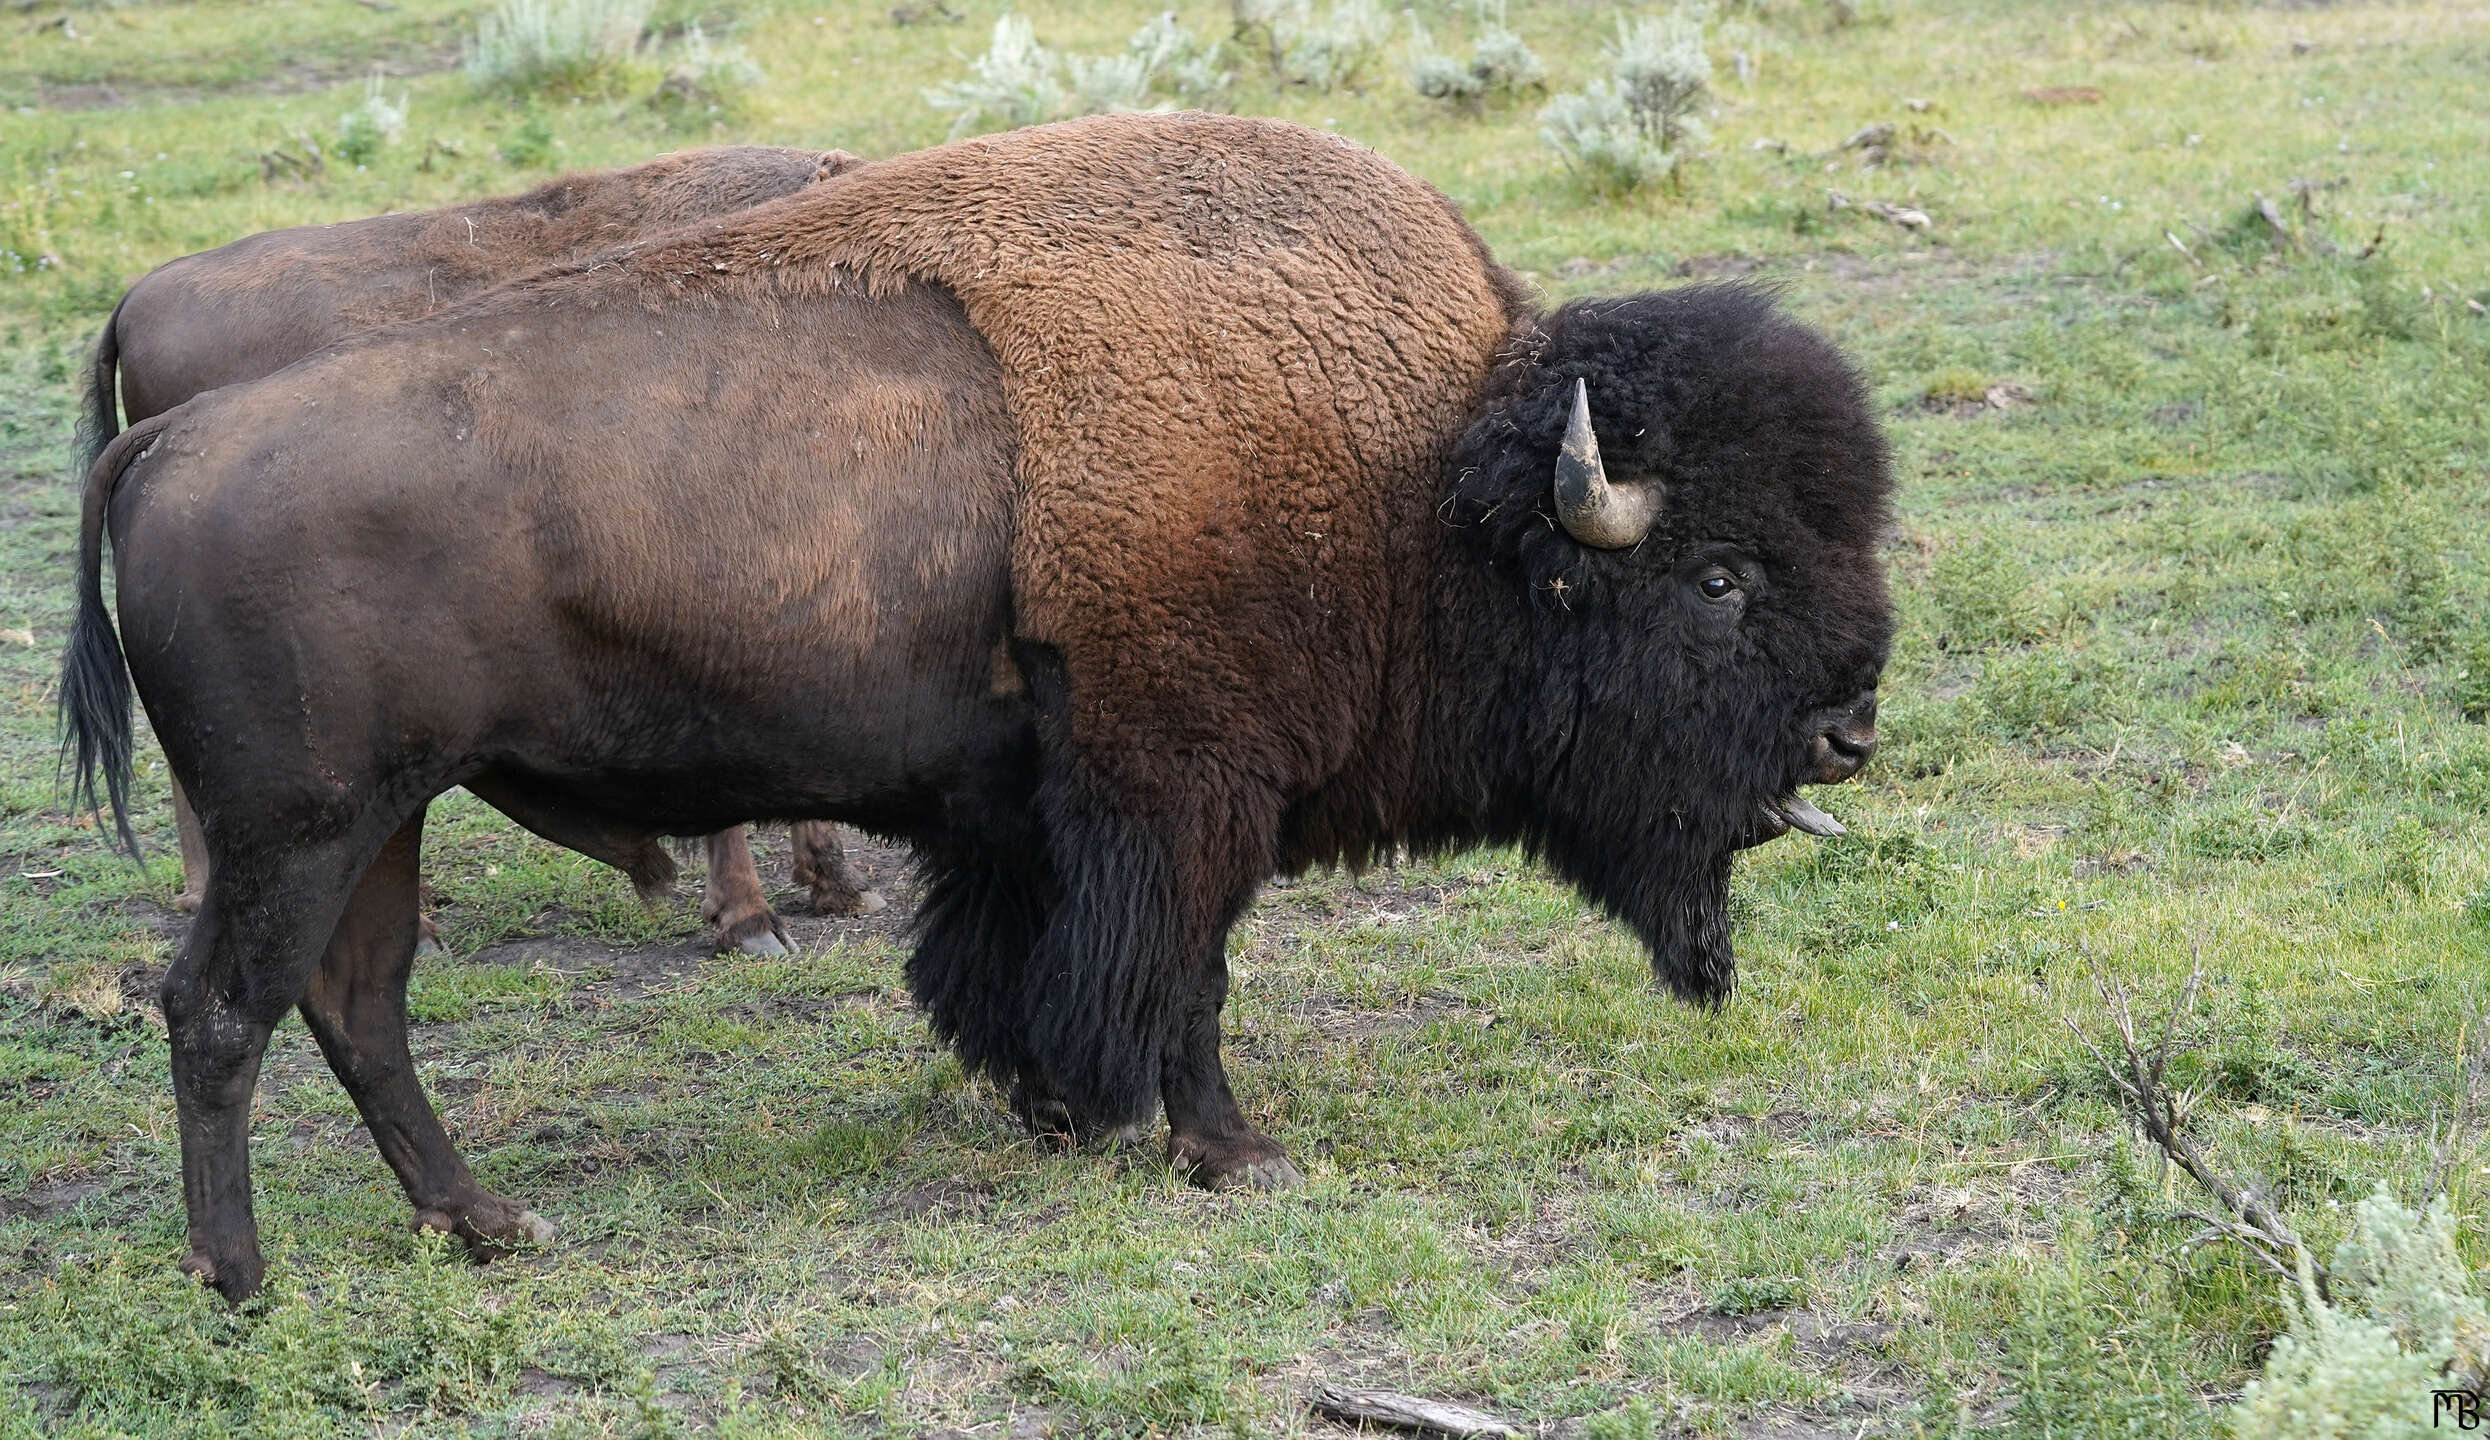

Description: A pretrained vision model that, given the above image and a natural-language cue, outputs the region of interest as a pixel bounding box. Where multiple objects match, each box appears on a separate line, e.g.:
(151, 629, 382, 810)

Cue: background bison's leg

(296, 807, 553, 1260)
(1161, 889, 1301, 1191)
(170, 778, 208, 913)
(162, 826, 385, 1303)
(698, 827, 792, 956)
(790, 822, 887, 917)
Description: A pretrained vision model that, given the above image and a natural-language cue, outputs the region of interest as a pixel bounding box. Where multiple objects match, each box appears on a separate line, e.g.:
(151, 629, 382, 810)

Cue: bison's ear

(1553, 378, 1661, 550)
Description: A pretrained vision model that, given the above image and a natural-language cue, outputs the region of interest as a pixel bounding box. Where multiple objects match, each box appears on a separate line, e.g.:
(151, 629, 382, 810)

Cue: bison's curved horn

(1552, 378, 1661, 550)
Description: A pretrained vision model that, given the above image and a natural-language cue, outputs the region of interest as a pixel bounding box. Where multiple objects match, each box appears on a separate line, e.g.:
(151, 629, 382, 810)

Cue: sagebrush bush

(1410, 0, 1543, 109)
(925, 13, 1225, 138)
(464, 0, 651, 97)
(650, 23, 762, 126)
(2231, 1188, 2490, 1435)
(1232, 0, 1394, 92)
(1540, 9, 1710, 193)
(334, 69, 408, 166)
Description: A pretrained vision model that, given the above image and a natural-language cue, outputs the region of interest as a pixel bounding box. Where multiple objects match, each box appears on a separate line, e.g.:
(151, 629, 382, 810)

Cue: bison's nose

(1809, 691, 1879, 785)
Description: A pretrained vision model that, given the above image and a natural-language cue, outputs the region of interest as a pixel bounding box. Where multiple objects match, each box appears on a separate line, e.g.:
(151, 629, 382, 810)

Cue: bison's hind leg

(295, 806, 554, 1261)
(699, 827, 794, 956)
(791, 822, 887, 917)
(164, 808, 429, 1302)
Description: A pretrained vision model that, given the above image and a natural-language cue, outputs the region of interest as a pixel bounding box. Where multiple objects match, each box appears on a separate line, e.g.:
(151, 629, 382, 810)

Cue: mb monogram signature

(2439, 1390, 2484, 1430)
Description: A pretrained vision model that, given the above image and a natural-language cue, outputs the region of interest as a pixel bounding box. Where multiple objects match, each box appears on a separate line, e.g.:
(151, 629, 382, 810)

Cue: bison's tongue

(1767, 793, 1846, 838)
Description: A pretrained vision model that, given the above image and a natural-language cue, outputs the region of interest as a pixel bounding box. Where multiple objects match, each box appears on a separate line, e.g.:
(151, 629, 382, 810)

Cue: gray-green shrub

(925, 13, 1228, 138)
(334, 69, 407, 166)
(2231, 1188, 2490, 1433)
(464, 0, 651, 96)
(651, 23, 763, 125)
(1233, 0, 1394, 92)
(1410, 0, 1544, 109)
(1539, 10, 1711, 192)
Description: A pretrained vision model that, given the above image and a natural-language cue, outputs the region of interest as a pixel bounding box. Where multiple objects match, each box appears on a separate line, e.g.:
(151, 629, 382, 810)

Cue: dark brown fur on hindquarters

(69, 273, 1019, 1298)
(77, 144, 862, 939)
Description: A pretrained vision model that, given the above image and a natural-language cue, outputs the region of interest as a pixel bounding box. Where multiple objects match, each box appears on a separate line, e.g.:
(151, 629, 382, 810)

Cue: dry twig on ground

(2064, 949, 2321, 1294)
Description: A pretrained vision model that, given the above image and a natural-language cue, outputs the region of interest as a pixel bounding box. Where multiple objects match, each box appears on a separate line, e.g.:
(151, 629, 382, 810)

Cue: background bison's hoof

(172, 890, 204, 914)
(806, 873, 887, 916)
(180, 1247, 266, 1303)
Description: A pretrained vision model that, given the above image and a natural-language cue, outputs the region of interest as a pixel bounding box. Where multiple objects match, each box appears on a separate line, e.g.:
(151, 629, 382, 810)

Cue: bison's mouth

(1742, 792, 1846, 848)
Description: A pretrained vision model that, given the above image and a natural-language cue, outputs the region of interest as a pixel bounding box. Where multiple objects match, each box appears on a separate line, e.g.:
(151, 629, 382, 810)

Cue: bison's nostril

(1810, 724, 1876, 784)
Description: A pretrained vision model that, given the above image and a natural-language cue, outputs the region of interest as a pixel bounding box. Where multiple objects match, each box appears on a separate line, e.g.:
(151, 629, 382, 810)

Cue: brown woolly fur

(602, 113, 1531, 1123)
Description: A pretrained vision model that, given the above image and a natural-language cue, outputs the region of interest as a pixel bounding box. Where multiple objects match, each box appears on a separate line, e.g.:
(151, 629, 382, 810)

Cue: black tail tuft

(58, 415, 159, 860)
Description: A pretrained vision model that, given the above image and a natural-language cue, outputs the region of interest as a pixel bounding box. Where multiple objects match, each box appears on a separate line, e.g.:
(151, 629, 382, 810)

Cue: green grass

(4, 0, 2490, 1434)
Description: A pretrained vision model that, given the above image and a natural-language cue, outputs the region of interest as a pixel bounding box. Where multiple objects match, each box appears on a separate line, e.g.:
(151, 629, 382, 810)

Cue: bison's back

(113, 146, 839, 424)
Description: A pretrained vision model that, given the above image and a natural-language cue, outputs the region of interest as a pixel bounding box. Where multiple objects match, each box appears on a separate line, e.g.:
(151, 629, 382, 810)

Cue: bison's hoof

(180, 1247, 267, 1303)
(1174, 1137, 1303, 1192)
(173, 890, 205, 915)
(808, 881, 888, 917)
(734, 926, 791, 958)
(413, 934, 446, 959)
(416, 1197, 556, 1260)
(713, 913, 793, 957)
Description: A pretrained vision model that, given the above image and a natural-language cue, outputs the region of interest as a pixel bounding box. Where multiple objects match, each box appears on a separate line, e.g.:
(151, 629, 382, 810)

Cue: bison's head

(1441, 284, 1893, 1004)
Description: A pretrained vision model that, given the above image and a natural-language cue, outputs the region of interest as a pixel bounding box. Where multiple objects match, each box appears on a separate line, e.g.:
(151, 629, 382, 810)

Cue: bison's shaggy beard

(1421, 284, 1895, 1003)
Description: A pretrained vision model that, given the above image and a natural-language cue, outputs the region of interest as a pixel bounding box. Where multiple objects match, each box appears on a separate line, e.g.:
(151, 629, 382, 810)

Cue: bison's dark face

(1443, 284, 1895, 1003)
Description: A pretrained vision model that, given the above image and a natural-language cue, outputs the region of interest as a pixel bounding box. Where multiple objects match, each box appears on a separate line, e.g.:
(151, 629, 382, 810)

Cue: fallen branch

(1861, 199, 1931, 232)
(2064, 949, 2321, 1295)
(1309, 1386, 1522, 1439)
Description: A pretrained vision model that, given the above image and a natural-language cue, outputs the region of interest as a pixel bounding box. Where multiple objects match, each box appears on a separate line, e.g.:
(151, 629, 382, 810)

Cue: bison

(61, 114, 1891, 1302)
(77, 144, 883, 951)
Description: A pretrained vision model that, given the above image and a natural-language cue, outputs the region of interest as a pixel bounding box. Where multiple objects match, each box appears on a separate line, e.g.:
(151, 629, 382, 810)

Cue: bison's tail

(69, 292, 127, 491)
(59, 412, 170, 859)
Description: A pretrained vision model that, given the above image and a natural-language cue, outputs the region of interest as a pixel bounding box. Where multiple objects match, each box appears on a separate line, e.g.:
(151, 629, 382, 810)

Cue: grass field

(4, 0, 2489, 1435)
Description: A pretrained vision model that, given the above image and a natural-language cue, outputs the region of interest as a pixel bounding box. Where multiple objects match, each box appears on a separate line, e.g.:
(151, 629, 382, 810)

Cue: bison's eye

(1696, 569, 1740, 602)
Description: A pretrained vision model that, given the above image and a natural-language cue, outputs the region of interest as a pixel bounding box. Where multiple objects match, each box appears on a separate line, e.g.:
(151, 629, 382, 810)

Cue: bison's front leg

(700, 827, 793, 956)
(297, 810, 554, 1261)
(1161, 948, 1301, 1190)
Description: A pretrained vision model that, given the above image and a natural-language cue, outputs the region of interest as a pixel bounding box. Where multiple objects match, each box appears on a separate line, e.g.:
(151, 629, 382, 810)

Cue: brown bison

(61, 114, 1890, 1302)
(77, 144, 883, 952)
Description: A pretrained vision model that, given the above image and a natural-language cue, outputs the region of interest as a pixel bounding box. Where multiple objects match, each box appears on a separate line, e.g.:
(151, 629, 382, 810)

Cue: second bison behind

(64, 113, 1893, 1302)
